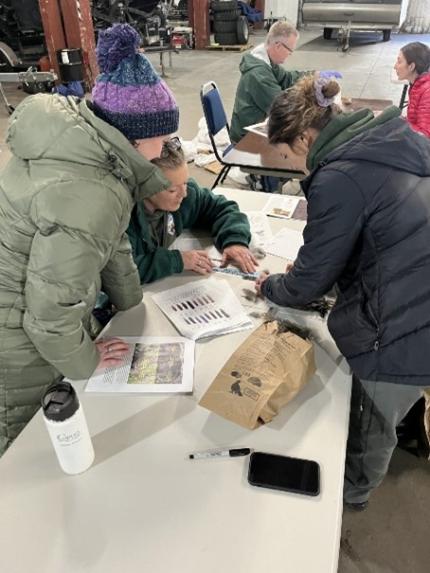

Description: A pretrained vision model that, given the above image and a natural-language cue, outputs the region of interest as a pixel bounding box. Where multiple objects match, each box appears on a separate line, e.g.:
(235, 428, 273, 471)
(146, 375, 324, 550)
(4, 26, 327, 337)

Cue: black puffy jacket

(262, 117, 430, 385)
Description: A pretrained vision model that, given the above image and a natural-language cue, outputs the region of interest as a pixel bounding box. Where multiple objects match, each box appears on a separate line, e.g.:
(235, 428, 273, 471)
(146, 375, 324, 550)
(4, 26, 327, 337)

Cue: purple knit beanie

(92, 23, 179, 140)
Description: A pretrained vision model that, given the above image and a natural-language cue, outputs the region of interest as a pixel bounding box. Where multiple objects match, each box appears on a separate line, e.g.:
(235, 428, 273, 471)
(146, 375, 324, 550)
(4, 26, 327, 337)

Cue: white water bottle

(41, 382, 95, 475)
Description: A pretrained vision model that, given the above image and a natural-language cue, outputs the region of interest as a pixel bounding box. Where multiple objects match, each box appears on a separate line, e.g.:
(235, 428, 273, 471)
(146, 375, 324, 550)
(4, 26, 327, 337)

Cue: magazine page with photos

(85, 336, 195, 394)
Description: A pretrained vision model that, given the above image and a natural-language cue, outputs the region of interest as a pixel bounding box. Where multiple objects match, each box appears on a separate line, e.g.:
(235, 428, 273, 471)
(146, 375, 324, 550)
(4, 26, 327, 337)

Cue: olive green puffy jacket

(0, 94, 169, 381)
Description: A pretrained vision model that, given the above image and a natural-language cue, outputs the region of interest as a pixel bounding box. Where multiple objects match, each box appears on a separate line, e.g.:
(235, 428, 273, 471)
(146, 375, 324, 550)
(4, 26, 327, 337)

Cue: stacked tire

(212, 0, 249, 46)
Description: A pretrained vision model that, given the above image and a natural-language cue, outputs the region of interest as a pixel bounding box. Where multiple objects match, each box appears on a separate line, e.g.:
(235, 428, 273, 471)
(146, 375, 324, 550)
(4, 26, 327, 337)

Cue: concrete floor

(1, 28, 429, 572)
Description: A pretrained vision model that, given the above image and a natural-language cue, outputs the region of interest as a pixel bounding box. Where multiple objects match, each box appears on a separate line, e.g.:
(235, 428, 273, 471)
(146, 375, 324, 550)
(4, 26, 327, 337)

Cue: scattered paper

(245, 211, 273, 248)
(169, 211, 273, 264)
(205, 211, 272, 261)
(263, 195, 307, 220)
(85, 336, 195, 393)
(265, 228, 304, 261)
(152, 278, 253, 340)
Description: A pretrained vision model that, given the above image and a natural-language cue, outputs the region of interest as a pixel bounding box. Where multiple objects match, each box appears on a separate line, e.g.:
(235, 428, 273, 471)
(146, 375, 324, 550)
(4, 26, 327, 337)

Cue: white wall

(264, 0, 300, 27)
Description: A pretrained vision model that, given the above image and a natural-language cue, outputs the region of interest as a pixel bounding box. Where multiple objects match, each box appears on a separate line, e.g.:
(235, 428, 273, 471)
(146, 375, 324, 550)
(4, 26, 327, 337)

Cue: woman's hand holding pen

(181, 250, 214, 275)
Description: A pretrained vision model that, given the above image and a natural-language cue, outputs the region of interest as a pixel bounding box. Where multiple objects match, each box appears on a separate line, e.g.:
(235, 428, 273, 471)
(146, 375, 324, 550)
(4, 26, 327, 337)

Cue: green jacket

(230, 44, 305, 142)
(127, 178, 251, 283)
(0, 94, 170, 382)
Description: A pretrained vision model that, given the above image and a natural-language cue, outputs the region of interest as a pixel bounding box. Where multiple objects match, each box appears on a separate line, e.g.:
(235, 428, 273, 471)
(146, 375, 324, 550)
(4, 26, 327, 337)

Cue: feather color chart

(152, 278, 253, 340)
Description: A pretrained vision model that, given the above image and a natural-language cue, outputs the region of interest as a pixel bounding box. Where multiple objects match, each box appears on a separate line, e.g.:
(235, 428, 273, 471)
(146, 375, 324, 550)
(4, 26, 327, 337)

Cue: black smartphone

(248, 451, 320, 497)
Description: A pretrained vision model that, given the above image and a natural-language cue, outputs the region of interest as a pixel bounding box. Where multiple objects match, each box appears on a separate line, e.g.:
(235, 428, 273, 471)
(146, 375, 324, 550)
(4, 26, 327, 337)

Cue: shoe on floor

(344, 500, 369, 512)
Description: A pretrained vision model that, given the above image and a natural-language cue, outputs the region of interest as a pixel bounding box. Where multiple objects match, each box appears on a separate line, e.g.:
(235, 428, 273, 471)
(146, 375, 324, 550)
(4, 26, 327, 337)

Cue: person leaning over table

(394, 41, 430, 137)
(255, 74, 430, 511)
(127, 139, 257, 283)
(0, 22, 180, 456)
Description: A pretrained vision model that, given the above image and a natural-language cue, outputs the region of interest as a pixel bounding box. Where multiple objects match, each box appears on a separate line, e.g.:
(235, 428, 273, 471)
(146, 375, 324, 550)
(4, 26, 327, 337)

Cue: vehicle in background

(302, 0, 403, 51)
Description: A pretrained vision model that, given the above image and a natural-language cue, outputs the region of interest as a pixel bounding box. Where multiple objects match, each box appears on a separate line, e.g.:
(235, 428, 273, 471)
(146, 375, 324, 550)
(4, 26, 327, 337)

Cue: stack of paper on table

(152, 278, 253, 340)
(85, 336, 195, 393)
(263, 195, 307, 220)
(265, 228, 304, 261)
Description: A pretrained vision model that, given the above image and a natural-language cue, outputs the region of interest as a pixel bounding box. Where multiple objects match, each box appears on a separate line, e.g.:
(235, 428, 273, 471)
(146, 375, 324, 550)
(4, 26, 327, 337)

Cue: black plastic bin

(56, 49, 84, 83)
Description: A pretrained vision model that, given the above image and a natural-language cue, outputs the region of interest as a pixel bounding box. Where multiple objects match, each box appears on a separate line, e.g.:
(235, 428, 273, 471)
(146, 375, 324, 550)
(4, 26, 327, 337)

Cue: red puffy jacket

(407, 72, 430, 137)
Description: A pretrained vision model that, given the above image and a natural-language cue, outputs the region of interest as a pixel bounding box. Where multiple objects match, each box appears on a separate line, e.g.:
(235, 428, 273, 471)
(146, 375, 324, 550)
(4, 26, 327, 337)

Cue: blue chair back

(201, 82, 228, 136)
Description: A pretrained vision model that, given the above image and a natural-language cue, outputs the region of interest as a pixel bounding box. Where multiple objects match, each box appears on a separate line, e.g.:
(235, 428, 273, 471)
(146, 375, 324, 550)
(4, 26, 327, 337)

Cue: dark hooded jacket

(262, 108, 430, 385)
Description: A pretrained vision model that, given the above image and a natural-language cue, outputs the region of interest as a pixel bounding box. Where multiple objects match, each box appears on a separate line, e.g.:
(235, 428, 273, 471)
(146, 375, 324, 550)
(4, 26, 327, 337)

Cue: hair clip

(314, 77, 336, 108)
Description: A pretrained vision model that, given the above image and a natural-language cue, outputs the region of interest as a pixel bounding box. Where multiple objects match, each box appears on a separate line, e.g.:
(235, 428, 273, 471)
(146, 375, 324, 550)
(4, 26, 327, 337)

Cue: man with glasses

(230, 21, 304, 145)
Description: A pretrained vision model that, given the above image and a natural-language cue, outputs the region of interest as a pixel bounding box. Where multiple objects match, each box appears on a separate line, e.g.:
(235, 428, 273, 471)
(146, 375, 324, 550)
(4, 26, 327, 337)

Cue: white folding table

(0, 188, 351, 573)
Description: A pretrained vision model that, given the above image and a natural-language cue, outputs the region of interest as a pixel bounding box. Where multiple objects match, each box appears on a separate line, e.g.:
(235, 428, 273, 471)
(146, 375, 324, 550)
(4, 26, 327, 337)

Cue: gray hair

(266, 20, 298, 46)
(151, 140, 185, 170)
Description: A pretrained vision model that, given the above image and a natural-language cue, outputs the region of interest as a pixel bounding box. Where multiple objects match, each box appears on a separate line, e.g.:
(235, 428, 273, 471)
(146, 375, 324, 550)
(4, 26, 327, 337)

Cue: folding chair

(200, 81, 305, 191)
(200, 81, 239, 189)
(399, 83, 409, 110)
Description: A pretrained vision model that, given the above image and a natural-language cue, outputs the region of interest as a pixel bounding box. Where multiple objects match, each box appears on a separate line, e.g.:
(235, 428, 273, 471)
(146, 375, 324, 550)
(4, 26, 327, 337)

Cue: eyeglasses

(160, 136, 181, 158)
(277, 41, 294, 54)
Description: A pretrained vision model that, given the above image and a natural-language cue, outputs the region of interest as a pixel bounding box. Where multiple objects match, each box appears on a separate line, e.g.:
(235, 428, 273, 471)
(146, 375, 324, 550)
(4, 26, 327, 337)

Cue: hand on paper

(254, 271, 270, 295)
(221, 245, 258, 273)
(96, 338, 129, 369)
(285, 262, 294, 273)
(181, 250, 214, 275)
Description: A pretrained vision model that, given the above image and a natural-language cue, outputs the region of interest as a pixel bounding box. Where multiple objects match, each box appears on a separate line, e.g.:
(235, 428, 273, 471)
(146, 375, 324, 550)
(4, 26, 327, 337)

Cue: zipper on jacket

(374, 327, 380, 351)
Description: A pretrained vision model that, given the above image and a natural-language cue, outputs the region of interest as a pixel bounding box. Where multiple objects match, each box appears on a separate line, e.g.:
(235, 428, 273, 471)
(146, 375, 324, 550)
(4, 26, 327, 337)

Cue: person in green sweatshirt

(230, 20, 303, 144)
(127, 138, 258, 283)
(230, 20, 340, 192)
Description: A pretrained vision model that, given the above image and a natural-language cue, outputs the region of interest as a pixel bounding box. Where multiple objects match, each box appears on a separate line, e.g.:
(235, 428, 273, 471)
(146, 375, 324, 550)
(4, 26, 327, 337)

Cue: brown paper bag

(199, 321, 316, 429)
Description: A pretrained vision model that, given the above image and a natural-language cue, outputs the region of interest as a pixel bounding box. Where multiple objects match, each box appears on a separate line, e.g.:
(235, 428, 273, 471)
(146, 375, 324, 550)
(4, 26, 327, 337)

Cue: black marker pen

(189, 447, 251, 460)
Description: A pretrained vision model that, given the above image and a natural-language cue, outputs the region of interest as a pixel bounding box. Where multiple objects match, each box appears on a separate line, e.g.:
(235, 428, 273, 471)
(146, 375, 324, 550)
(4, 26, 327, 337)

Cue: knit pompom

(96, 23, 140, 73)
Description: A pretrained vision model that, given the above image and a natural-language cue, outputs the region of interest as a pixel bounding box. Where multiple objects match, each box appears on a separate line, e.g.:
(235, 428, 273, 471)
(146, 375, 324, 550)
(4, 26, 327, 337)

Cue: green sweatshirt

(127, 178, 251, 283)
(230, 44, 306, 143)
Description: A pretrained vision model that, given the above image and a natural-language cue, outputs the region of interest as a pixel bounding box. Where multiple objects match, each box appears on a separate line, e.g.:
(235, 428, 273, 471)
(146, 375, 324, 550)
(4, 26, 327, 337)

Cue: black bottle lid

(41, 382, 79, 422)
